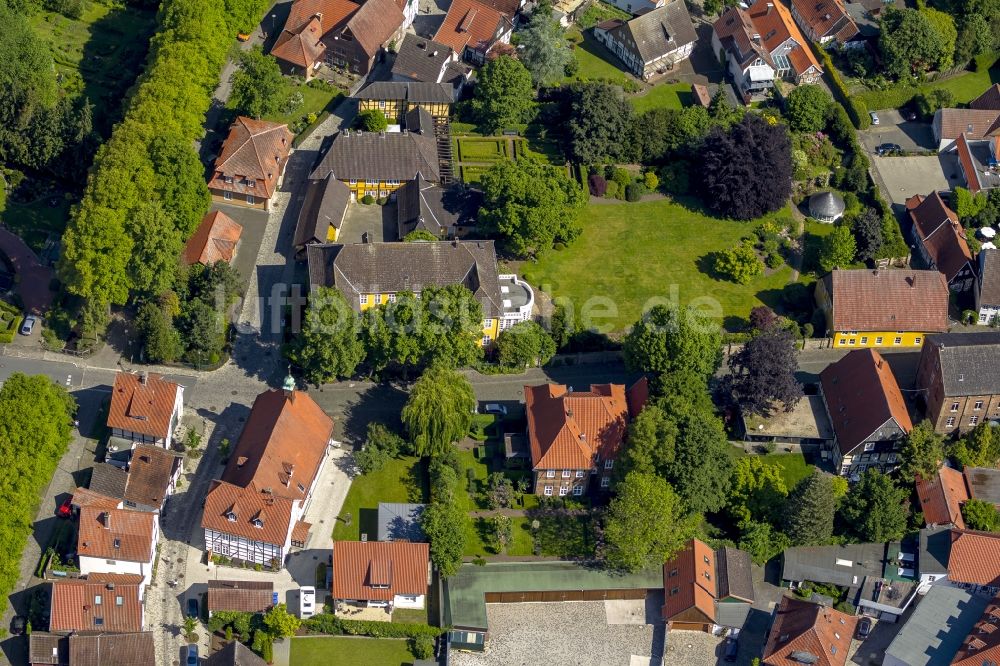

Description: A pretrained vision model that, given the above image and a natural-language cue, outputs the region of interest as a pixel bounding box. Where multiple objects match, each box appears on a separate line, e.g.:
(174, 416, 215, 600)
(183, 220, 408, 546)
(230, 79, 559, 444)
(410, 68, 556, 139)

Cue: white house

(593, 0, 698, 80)
(976, 248, 1000, 324)
(77, 507, 158, 595)
(107, 372, 184, 447)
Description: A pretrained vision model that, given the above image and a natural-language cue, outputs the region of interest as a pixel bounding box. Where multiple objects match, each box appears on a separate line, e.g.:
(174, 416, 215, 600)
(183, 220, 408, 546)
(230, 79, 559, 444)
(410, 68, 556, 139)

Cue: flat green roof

(442, 561, 663, 631)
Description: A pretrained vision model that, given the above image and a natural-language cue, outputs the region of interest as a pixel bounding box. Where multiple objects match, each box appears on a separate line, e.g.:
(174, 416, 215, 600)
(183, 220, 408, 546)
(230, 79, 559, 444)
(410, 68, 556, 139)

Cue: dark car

(9, 616, 25, 635)
(723, 636, 739, 662)
(903, 109, 918, 121)
(876, 143, 903, 156)
(57, 498, 73, 519)
(185, 644, 199, 666)
(857, 616, 873, 639)
(186, 597, 199, 619)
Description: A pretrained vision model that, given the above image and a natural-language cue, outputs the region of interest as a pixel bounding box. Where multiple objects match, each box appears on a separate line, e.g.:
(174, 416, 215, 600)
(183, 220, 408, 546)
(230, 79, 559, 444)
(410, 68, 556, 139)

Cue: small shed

(376, 502, 427, 542)
(691, 83, 711, 108)
(809, 191, 846, 223)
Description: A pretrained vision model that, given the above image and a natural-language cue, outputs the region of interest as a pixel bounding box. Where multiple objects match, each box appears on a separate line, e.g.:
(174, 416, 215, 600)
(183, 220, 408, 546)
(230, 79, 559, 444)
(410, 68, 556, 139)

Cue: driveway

(0, 227, 55, 315)
(858, 110, 936, 153)
(870, 154, 964, 207)
(337, 201, 398, 243)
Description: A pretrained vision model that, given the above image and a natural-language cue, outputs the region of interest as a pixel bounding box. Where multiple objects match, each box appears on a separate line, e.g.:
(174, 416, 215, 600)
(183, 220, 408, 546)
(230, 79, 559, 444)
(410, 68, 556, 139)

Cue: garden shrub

(412, 635, 436, 659)
(588, 173, 607, 197)
(604, 180, 619, 198)
(643, 171, 659, 191)
(361, 195, 375, 205)
(813, 44, 870, 129)
(611, 168, 630, 198)
(624, 183, 643, 201)
(766, 252, 784, 269)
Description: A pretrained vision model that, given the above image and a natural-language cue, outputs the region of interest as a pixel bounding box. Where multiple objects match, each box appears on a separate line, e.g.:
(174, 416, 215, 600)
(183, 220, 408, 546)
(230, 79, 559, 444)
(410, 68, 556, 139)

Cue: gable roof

(271, 15, 327, 68)
(714, 6, 773, 70)
(763, 596, 857, 666)
(922, 332, 1000, 396)
(306, 240, 506, 316)
(747, 0, 822, 75)
(341, 0, 405, 58)
(89, 463, 128, 501)
(28, 633, 66, 665)
(820, 348, 912, 456)
(917, 466, 969, 529)
(971, 84, 1000, 111)
(608, 0, 697, 64)
(207, 580, 274, 614)
(67, 632, 155, 666)
(822, 269, 950, 333)
(949, 529, 1000, 587)
(71, 486, 122, 511)
(886, 585, 988, 666)
(210, 117, 294, 199)
(433, 0, 510, 56)
(282, 0, 360, 34)
(936, 108, 1000, 142)
(377, 502, 427, 542)
(205, 640, 269, 666)
(980, 248, 1000, 305)
(49, 577, 144, 633)
(107, 372, 181, 440)
(357, 80, 455, 104)
(123, 445, 181, 509)
(952, 596, 1000, 666)
(966, 466, 1000, 505)
(293, 174, 350, 250)
(332, 540, 429, 601)
(396, 174, 480, 238)
(525, 380, 647, 471)
(907, 192, 974, 282)
(791, 0, 858, 42)
(662, 539, 717, 622)
(391, 34, 455, 82)
(310, 129, 440, 183)
(782, 542, 887, 587)
(78, 506, 155, 563)
(184, 210, 243, 266)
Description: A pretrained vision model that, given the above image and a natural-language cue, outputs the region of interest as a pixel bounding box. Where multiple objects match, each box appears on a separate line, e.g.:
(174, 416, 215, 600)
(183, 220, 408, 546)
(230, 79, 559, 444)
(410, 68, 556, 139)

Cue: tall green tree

(785, 470, 836, 545)
(662, 408, 733, 514)
(402, 365, 476, 457)
(785, 85, 831, 133)
(136, 296, 182, 363)
(623, 305, 722, 380)
(900, 421, 945, 481)
(355, 109, 388, 132)
(263, 604, 301, 637)
(739, 521, 791, 565)
(837, 469, 909, 542)
(478, 158, 586, 257)
(879, 7, 949, 77)
(921, 7, 958, 70)
(230, 45, 286, 119)
(726, 457, 788, 527)
(128, 202, 183, 298)
(617, 404, 678, 478)
(416, 284, 484, 367)
(471, 56, 535, 134)
(818, 224, 857, 272)
(495, 320, 556, 368)
(149, 135, 212, 238)
(421, 500, 468, 577)
(955, 13, 992, 66)
(518, 5, 572, 86)
(565, 83, 636, 164)
(603, 472, 693, 572)
(286, 287, 365, 384)
(951, 422, 1000, 468)
(962, 497, 1000, 531)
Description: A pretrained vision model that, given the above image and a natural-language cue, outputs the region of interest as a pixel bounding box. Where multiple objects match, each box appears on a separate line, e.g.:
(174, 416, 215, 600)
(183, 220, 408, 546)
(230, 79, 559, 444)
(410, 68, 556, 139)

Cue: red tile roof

(123, 445, 181, 509)
(341, 0, 406, 58)
(957, 133, 983, 193)
(917, 466, 969, 529)
(948, 529, 1000, 587)
(283, 0, 360, 33)
(763, 596, 857, 666)
(332, 541, 429, 601)
(183, 210, 244, 266)
(662, 539, 717, 622)
(823, 269, 950, 333)
(820, 349, 912, 456)
(209, 117, 294, 199)
(107, 372, 181, 441)
(525, 381, 646, 471)
(747, 1, 821, 74)
(272, 16, 328, 69)
(202, 479, 296, 546)
(77, 506, 155, 563)
(207, 580, 274, 613)
(67, 632, 155, 666)
(952, 597, 1000, 666)
(907, 191, 974, 281)
(434, 0, 509, 56)
(790, 0, 858, 43)
(49, 577, 144, 633)
(71, 487, 122, 511)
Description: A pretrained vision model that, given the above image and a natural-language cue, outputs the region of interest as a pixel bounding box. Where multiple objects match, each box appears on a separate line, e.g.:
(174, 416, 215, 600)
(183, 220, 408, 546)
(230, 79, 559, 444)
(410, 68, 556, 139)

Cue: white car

(869, 111, 880, 125)
(299, 586, 316, 619)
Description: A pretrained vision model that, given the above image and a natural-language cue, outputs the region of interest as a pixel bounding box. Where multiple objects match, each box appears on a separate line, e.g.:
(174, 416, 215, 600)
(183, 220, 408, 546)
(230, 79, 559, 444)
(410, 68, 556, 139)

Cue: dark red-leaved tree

(726, 324, 803, 416)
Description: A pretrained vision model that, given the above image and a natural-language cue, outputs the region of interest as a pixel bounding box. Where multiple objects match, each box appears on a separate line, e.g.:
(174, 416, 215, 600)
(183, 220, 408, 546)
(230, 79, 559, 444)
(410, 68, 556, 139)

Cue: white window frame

(360, 294, 369, 305)
(604, 459, 613, 470)
(223, 191, 233, 201)
(875, 336, 883, 345)
(946, 416, 956, 427)
(860, 336, 868, 345)
(573, 485, 583, 496)
(559, 486, 568, 496)
(894, 337, 902, 345)
(374, 293, 381, 303)
(838, 339, 846, 345)
(848, 338, 857, 345)
(915, 337, 922, 345)
(971, 415, 980, 426)
(388, 293, 396, 303)
(246, 194, 255, 205)
(561, 470, 570, 478)
(863, 442, 875, 452)
(951, 402, 961, 412)
(545, 470, 555, 478)
(482, 335, 491, 346)
(600, 476, 610, 488)
(484, 318, 493, 329)
(543, 485, 553, 496)
(575, 470, 584, 478)
(974, 400, 984, 410)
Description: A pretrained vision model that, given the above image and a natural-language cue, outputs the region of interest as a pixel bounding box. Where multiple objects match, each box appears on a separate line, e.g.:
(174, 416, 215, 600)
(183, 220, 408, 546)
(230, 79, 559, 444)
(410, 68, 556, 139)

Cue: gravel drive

(663, 630, 725, 666)
(452, 601, 664, 666)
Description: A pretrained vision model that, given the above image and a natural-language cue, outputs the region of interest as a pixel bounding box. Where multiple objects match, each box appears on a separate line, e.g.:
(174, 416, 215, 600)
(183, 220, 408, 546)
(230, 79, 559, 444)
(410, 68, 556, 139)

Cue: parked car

(19, 315, 37, 336)
(57, 498, 73, 519)
(903, 109, 918, 121)
(9, 616, 25, 635)
(481, 403, 507, 416)
(723, 636, 739, 662)
(185, 644, 199, 666)
(857, 616, 873, 639)
(186, 597, 199, 619)
(300, 586, 316, 619)
(876, 143, 902, 156)
(870, 111, 880, 125)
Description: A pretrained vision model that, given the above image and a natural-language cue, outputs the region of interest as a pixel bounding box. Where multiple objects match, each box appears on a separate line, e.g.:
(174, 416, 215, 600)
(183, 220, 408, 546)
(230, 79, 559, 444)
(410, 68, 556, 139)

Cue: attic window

(95, 595, 103, 605)
(113, 538, 121, 549)
(297, 482, 306, 493)
(831, 647, 838, 655)
(226, 511, 237, 522)
(116, 596, 123, 606)
(779, 634, 790, 642)
(94, 617, 104, 626)
(252, 518, 264, 528)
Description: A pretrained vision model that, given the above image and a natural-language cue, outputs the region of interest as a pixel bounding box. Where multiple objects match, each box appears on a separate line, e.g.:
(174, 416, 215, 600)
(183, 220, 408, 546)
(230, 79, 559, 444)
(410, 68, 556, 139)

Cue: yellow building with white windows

(356, 81, 454, 124)
(815, 269, 950, 348)
(305, 241, 534, 346)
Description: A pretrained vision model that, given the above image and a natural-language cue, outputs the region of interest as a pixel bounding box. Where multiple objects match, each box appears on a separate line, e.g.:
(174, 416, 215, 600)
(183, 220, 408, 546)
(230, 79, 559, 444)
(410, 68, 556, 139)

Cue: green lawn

(332, 456, 428, 541)
(728, 449, 814, 489)
(290, 637, 415, 666)
(466, 515, 534, 557)
(263, 81, 344, 131)
(854, 55, 1000, 109)
(631, 83, 691, 114)
(460, 165, 491, 184)
(566, 29, 631, 86)
(523, 198, 799, 333)
(457, 138, 508, 162)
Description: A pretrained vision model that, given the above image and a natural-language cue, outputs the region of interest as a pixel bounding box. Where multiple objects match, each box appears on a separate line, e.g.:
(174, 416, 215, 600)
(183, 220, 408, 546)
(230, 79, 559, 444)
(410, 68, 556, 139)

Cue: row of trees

(878, 5, 995, 79)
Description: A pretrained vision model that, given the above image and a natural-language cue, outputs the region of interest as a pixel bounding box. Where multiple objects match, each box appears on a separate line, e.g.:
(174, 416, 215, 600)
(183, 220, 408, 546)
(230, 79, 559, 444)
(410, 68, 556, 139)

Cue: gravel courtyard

(452, 601, 664, 666)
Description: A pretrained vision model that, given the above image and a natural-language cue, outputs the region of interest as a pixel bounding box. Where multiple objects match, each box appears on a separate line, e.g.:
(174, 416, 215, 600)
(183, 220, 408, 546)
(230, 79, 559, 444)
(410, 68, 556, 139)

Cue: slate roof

(77, 507, 155, 563)
(207, 580, 274, 614)
(782, 542, 887, 587)
(357, 80, 454, 104)
(391, 35, 455, 82)
(917, 465, 969, 529)
(965, 466, 1000, 505)
(921, 332, 1000, 396)
(184, 210, 243, 266)
(433, 0, 511, 56)
(293, 174, 350, 251)
(67, 632, 155, 666)
(404, 106, 434, 134)
(272, 16, 327, 68)
(791, 0, 859, 42)
(717, 546, 754, 602)
(821, 269, 950, 333)
(376, 502, 427, 542)
(332, 540, 429, 601)
(952, 597, 1000, 666)
(341, 0, 406, 59)
(820, 348, 912, 457)
(604, 0, 697, 64)
(123, 445, 181, 509)
(306, 240, 505, 316)
(979, 248, 1000, 306)
(525, 379, 648, 471)
(906, 192, 974, 283)
(971, 84, 1000, 111)
(948, 529, 1000, 586)
(107, 372, 181, 440)
(396, 174, 480, 238)
(763, 596, 857, 666)
(310, 129, 439, 183)
(89, 463, 128, 501)
(205, 640, 269, 666)
(209, 117, 293, 199)
(919, 524, 952, 575)
(884, 585, 988, 666)
(49, 577, 144, 633)
(28, 633, 66, 665)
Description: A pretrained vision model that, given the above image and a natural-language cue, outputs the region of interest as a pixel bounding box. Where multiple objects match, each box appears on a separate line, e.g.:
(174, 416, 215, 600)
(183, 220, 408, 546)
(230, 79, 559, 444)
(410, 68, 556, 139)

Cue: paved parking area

(452, 601, 664, 666)
(337, 201, 397, 243)
(859, 110, 936, 153)
(664, 630, 725, 666)
(871, 154, 964, 206)
(209, 202, 269, 286)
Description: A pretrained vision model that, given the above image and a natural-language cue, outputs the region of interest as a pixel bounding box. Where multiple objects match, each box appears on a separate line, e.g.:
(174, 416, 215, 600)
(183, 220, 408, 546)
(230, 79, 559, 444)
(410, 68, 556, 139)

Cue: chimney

(139, 372, 148, 386)
(101, 512, 111, 529)
(431, 50, 438, 57)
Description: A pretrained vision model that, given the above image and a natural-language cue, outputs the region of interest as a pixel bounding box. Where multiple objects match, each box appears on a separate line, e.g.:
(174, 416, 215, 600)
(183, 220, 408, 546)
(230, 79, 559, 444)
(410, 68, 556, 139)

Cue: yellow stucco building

(356, 81, 454, 123)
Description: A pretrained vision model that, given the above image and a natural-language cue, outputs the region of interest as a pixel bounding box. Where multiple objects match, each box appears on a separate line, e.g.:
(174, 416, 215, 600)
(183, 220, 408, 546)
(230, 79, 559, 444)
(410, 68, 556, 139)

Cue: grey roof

(89, 463, 128, 500)
(923, 332, 1000, 396)
(884, 585, 989, 666)
(715, 600, 752, 629)
(204, 640, 268, 666)
(293, 174, 350, 250)
(397, 174, 481, 238)
(310, 129, 440, 183)
(965, 466, 1000, 505)
(307, 240, 505, 316)
(608, 0, 698, 63)
(782, 542, 887, 587)
(979, 248, 1000, 305)
(404, 106, 434, 134)
(919, 525, 952, 575)
(716, 547, 754, 602)
(808, 191, 846, 218)
(356, 80, 454, 104)
(391, 35, 454, 83)
(376, 502, 427, 542)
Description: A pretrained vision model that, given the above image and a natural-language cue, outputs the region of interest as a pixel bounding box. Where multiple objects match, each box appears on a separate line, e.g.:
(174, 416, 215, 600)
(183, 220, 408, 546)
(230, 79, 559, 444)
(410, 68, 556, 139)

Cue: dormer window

(224, 176, 234, 184)
(252, 517, 263, 528)
(226, 511, 237, 522)
(113, 538, 121, 549)
(116, 596, 123, 606)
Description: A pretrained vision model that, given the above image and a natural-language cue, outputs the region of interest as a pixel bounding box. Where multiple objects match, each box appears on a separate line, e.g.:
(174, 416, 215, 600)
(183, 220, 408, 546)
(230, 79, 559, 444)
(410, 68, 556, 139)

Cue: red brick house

(662, 539, 754, 632)
(207, 117, 293, 211)
(916, 332, 1000, 435)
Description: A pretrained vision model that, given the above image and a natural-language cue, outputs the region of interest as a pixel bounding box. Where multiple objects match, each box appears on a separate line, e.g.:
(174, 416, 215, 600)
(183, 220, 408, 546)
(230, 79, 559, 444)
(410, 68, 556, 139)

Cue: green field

(729, 449, 814, 489)
(566, 29, 631, 85)
(523, 198, 798, 333)
(631, 83, 690, 113)
(290, 637, 415, 666)
(854, 55, 1000, 109)
(332, 456, 427, 541)
(459, 165, 491, 184)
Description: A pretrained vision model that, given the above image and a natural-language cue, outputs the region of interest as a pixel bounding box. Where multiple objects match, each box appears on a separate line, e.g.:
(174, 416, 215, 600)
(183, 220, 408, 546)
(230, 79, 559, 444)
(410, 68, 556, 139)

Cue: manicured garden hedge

(811, 43, 870, 130)
(303, 614, 443, 639)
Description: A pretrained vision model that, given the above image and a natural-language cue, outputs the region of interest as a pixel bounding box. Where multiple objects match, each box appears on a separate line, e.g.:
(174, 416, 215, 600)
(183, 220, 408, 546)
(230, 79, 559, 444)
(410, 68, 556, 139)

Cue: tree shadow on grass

(696, 252, 725, 280)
